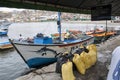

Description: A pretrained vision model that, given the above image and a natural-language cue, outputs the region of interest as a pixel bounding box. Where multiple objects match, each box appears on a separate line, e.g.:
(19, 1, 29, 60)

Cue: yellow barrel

(73, 54, 86, 75)
(80, 44, 97, 69)
(62, 61, 75, 80)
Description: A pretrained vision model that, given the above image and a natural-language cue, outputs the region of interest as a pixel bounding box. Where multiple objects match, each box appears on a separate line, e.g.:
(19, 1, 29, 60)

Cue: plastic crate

(34, 37, 53, 44)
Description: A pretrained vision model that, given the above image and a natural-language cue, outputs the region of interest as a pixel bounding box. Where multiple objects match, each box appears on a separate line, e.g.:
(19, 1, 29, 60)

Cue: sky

(0, 7, 24, 12)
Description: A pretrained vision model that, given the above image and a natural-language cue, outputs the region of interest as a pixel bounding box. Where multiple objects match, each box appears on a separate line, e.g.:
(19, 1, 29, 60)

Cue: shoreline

(12, 21, 120, 27)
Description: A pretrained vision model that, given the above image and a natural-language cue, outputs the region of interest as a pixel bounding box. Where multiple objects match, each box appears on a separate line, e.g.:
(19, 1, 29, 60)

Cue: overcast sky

(0, 7, 24, 12)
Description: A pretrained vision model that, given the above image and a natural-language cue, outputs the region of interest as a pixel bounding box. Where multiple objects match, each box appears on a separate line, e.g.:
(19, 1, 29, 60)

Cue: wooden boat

(86, 29, 116, 44)
(93, 31, 116, 44)
(9, 12, 94, 68)
(92, 31, 116, 37)
(86, 28, 105, 36)
(0, 42, 13, 50)
(0, 36, 13, 50)
(51, 30, 82, 39)
(68, 30, 82, 35)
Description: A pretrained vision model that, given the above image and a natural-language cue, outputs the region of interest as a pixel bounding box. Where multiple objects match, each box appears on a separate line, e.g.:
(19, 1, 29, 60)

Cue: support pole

(57, 12, 61, 42)
(105, 20, 108, 35)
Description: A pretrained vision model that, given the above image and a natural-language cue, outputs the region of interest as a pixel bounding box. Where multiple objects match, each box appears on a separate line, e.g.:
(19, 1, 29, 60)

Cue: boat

(0, 29, 8, 36)
(9, 12, 94, 68)
(86, 28, 116, 44)
(0, 42, 13, 50)
(86, 28, 104, 36)
(93, 31, 116, 44)
(0, 20, 11, 31)
(0, 36, 13, 50)
(0, 20, 11, 36)
(51, 30, 82, 40)
(10, 35, 93, 68)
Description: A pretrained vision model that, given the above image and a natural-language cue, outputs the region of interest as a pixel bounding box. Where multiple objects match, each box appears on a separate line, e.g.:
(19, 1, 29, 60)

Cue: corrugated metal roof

(0, 0, 120, 16)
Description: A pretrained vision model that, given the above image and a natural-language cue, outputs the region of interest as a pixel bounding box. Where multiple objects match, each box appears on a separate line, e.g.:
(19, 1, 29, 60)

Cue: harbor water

(8, 22, 109, 39)
(0, 21, 119, 80)
(0, 49, 28, 80)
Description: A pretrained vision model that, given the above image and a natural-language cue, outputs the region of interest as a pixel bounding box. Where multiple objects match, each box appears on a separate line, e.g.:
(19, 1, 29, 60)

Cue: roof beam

(76, 0, 86, 8)
(105, 0, 118, 4)
(55, 0, 60, 4)
(113, 6, 120, 14)
(112, 1, 120, 13)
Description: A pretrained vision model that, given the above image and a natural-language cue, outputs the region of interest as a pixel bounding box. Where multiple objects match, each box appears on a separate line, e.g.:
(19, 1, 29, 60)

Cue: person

(19, 34, 23, 41)
(64, 31, 70, 39)
(27, 37, 33, 43)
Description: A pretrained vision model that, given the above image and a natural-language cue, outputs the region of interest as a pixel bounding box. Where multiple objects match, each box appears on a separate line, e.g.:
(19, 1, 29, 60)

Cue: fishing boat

(51, 30, 82, 40)
(0, 29, 8, 36)
(0, 21, 11, 36)
(0, 42, 13, 50)
(93, 31, 116, 44)
(0, 20, 11, 31)
(9, 12, 94, 68)
(86, 28, 116, 44)
(0, 36, 13, 50)
(86, 28, 105, 36)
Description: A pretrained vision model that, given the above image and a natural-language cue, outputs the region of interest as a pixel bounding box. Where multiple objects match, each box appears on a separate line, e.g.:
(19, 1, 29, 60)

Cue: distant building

(111, 16, 120, 23)
(115, 16, 120, 20)
(36, 16, 48, 21)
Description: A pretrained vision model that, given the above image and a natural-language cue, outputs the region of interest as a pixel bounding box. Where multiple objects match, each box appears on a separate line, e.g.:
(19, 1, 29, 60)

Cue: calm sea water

(0, 21, 117, 80)
(8, 22, 103, 39)
(0, 48, 28, 80)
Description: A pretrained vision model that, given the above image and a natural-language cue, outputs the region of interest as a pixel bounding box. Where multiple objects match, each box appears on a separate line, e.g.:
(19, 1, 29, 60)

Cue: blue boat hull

(0, 32, 7, 36)
(27, 57, 57, 68)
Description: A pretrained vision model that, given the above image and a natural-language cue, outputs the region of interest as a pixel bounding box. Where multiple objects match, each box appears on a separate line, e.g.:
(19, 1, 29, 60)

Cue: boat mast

(105, 20, 108, 35)
(57, 12, 61, 42)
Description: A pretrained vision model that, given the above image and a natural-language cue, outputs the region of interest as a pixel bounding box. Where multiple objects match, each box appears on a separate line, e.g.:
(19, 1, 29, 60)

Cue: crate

(34, 37, 43, 44)
(34, 37, 53, 44)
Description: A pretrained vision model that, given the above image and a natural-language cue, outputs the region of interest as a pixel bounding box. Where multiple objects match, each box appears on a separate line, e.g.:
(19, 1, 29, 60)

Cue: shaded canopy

(0, 0, 120, 16)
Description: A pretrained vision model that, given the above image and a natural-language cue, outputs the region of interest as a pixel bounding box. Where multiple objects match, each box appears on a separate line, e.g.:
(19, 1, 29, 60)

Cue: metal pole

(57, 12, 61, 42)
(105, 20, 107, 35)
